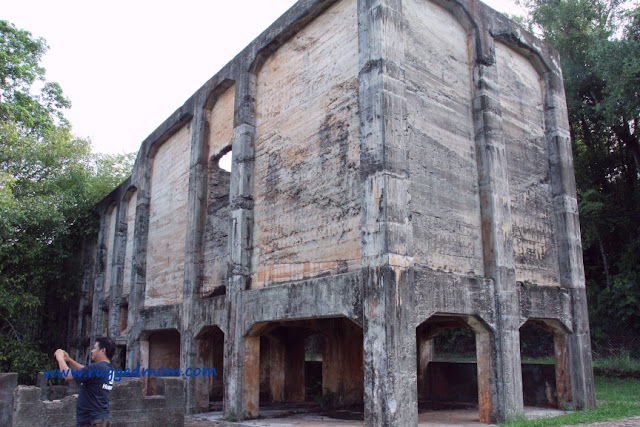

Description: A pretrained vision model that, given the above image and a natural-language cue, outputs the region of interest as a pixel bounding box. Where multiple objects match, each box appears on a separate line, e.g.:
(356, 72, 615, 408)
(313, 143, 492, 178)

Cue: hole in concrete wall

(519, 320, 565, 409)
(146, 329, 181, 396)
(218, 150, 232, 172)
(248, 317, 363, 418)
(195, 326, 225, 412)
(201, 148, 232, 297)
(417, 315, 482, 417)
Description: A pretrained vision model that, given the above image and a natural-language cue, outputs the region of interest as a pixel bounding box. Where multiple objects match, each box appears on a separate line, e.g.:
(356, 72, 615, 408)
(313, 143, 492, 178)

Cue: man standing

(55, 336, 115, 427)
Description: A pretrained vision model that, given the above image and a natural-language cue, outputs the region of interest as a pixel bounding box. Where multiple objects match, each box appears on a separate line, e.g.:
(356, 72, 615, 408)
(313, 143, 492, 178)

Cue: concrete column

(358, 1, 416, 423)
(224, 69, 257, 419)
(554, 332, 572, 406)
(92, 207, 109, 343)
(126, 153, 153, 372)
(182, 91, 209, 413)
(543, 69, 596, 409)
(242, 334, 261, 417)
(109, 199, 126, 341)
(472, 46, 523, 421)
(416, 331, 434, 402)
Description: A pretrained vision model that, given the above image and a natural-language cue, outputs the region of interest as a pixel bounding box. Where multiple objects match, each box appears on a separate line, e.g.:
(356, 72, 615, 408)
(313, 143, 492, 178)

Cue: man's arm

(54, 349, 85, 381)
(63, 351, 85, 370)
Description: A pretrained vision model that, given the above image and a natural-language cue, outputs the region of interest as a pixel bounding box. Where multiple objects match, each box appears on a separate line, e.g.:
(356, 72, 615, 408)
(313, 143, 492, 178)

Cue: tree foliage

(519, 0, 640, 353)
(1, 20, 136, 382)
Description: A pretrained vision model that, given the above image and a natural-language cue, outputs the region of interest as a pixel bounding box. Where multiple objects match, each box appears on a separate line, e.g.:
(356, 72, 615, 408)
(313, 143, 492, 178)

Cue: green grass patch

(500, 376, 640, 426)
(593, 354, 640, 378)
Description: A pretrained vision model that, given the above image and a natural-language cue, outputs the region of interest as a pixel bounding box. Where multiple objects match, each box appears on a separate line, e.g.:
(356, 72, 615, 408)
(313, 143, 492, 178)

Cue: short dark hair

(95, 336, 116, 359)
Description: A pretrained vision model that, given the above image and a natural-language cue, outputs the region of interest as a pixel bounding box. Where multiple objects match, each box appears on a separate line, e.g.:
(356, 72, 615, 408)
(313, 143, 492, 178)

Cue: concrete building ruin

(69, 0, 596, 424)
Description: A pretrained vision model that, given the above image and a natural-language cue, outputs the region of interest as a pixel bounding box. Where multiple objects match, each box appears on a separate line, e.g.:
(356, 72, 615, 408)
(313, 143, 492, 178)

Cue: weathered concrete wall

(252, 0, 361, 288)
(202, 85, 235, 296)
(496, 42, 561, 286)
(7, 376, 184, 427)
(122, 189, 137, 295)
(0, 373, 17, 426)
(406, 0, 484, 276)
(146, 123, 192, 307)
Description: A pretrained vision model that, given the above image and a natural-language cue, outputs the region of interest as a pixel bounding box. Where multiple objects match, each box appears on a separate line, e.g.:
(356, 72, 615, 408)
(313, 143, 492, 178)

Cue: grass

(500, 376, 640, 426)
(593, 354, 640, 372)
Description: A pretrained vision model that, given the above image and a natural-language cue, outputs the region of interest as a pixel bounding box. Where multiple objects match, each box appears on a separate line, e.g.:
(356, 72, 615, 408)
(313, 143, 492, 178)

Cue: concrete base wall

(0, 373, 17, 427)
(5, 376, 184, 427)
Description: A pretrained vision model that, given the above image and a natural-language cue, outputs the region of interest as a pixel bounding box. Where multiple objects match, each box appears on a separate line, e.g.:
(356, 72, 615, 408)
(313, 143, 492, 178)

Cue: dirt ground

(185, 408, 640, 426)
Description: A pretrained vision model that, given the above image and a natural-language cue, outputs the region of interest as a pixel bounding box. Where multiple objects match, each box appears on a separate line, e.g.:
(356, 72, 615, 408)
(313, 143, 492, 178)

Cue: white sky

(3, 0, 525, 155)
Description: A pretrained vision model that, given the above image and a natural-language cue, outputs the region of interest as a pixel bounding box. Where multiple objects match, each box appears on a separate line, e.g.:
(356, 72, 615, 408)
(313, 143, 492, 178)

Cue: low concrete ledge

(3, 374, 184, 427)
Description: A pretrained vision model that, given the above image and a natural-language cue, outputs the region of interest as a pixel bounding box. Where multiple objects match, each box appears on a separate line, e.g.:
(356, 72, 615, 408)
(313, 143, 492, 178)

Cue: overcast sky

(3, 0, 525, 155)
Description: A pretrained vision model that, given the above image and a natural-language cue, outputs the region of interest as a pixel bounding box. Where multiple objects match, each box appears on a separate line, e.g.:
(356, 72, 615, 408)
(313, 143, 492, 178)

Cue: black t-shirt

(76, 361, 114, 425)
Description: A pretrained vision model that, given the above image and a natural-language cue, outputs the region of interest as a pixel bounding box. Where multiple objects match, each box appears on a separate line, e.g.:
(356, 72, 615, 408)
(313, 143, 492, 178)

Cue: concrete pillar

(110, 186, 133, 343)
(358, 0, 417, 425)
(416, 330, 434, 402)
(224, 68, 257, 419)
(543, 68, 596, 410)
(475, 330, 495, 423)
(182, 90, 209, 414)
(472, 41, 523, 421)
(126, 152, 153, 372)
(554, 332, 571, 406)
(92, 206, 109, 343)
(242, 334, 261, 417)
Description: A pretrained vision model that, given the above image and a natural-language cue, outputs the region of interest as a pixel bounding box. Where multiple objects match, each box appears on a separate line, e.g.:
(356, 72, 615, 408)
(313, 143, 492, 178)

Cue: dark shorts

(79, 419, 110, 427)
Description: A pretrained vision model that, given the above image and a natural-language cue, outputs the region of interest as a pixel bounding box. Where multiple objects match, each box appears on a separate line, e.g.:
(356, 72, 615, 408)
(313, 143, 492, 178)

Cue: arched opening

(195, 325, 225, 412)
(520, 319, 571, 409)
(416, 314, 493, 423)
(244, 317, 364, 419)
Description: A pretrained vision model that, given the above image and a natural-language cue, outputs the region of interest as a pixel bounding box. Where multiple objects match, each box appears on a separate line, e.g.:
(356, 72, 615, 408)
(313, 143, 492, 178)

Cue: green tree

(1, 20, 135, 382)
(0, 20, 69, 136)
(519, 0, 640, 354)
